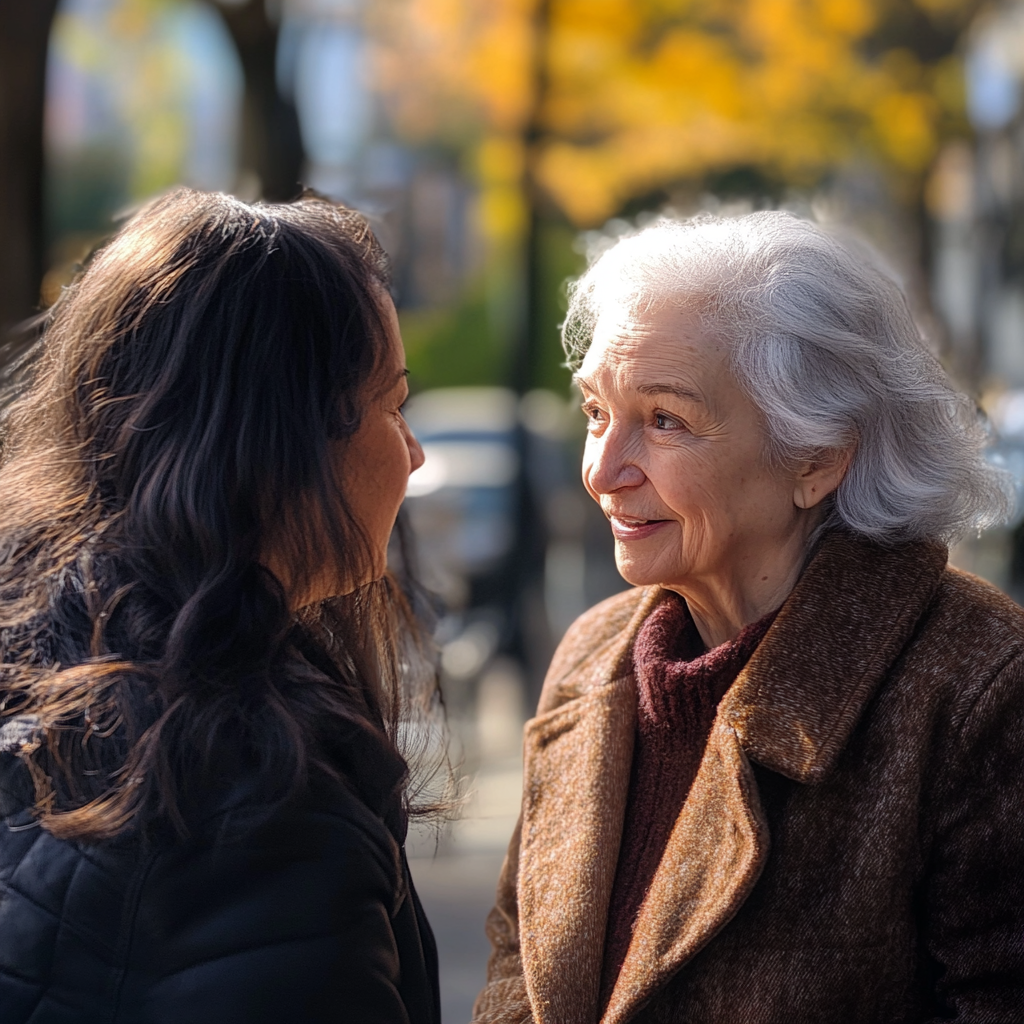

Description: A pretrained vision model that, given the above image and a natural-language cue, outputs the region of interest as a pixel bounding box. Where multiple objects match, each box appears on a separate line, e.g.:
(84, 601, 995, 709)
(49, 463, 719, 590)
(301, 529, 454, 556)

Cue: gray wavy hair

(563, 211, 1013, 545)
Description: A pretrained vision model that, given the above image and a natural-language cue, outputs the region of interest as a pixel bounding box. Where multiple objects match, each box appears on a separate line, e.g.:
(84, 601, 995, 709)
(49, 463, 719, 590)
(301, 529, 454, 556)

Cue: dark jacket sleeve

(119, 793, 438, 1024)
(922, 654, 1024, 1022)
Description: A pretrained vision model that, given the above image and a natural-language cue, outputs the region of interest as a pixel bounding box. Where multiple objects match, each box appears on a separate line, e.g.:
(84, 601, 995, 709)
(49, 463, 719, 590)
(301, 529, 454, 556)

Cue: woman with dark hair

(0, 188, 441, 1023)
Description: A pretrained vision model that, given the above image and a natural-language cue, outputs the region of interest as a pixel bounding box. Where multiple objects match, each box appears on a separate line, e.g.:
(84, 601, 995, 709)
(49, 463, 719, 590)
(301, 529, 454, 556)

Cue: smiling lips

(607, 514, 672, 541)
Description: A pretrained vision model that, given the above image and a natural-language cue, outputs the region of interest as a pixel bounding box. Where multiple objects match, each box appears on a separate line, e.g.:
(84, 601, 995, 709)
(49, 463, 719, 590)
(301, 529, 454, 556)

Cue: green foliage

(46, 145, 129, 248)
(532, 219, 585, 394)
(400, 281, 510, 392)
(51, 0, 191, 203)
(400, 221, 584, 395)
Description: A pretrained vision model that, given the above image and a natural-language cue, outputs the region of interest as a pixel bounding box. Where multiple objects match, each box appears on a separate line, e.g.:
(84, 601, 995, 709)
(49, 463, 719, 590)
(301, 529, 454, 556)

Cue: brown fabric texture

(472, 531, 1024, 1024)
(601, 598, 776, 1002)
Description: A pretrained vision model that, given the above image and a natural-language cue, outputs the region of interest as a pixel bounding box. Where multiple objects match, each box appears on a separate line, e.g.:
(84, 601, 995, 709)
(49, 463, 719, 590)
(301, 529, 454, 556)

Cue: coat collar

(723, 531, 948, 783)
(517, 532, 948, 1024)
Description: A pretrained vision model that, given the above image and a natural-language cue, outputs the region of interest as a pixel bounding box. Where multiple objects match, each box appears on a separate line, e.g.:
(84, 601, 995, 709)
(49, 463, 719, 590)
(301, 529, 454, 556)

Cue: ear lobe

(793, 448, 853, 511)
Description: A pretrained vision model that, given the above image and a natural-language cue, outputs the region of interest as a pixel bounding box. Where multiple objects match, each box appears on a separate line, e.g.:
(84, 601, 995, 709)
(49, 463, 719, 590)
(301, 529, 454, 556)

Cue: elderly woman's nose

(586, 430, 645, 493)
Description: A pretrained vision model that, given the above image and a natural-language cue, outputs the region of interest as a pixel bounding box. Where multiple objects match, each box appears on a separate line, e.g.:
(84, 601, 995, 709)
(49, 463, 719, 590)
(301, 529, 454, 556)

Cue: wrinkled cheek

(677, 513, 717, 566)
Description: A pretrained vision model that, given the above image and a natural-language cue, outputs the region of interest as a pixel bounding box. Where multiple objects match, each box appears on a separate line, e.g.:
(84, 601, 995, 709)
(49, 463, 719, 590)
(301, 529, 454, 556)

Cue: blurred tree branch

(205, 0, 304, 200)
(0, 0, 60, 336)
(519, 0, 553, 395)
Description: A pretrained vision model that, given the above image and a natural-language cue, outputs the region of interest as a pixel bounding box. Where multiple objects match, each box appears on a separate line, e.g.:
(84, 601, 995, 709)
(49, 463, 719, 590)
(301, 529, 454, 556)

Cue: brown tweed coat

(473, 531, 1024, 1024)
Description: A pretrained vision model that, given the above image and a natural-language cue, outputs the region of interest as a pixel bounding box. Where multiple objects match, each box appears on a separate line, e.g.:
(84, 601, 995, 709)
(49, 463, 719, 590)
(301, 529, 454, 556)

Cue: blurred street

(407, 661, 528, 1024)
(408, 762, 522, 1024)
(411, 850, 510, 1024)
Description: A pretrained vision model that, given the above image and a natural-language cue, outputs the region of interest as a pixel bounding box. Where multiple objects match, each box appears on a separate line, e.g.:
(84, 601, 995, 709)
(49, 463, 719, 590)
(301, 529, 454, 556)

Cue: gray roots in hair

(563, 211, 1013, 545)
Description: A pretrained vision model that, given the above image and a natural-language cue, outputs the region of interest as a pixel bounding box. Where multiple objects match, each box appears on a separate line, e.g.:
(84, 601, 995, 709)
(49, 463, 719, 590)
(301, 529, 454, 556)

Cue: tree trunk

(516, 0, 553, 395)
(507, 0, 555, 698)
(209, 0, 305, 201)
(0, 0, 60, 338)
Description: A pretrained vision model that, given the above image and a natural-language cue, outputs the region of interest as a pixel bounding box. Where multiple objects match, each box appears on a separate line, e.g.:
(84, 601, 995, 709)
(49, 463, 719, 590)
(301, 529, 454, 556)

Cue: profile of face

(341, 292, 425, 586)
(275, 291, 424, 608)
(577, 303, 845, 618)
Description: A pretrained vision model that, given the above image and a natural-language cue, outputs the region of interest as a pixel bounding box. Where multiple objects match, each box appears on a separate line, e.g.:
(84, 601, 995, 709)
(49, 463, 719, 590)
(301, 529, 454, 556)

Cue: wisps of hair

(563, 211, 1013, 545)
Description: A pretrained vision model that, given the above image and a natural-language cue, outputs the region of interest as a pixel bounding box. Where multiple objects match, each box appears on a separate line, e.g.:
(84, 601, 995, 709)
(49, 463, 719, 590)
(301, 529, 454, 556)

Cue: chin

(614, 558, 664, 590)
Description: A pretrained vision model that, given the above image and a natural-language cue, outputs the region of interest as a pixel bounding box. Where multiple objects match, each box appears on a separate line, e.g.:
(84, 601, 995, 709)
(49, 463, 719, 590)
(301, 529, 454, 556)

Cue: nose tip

(405, 419, 425, 474)
(410, 434, 425, 473)
(586, 453, 617, 495)
(585, 430, 643, 494)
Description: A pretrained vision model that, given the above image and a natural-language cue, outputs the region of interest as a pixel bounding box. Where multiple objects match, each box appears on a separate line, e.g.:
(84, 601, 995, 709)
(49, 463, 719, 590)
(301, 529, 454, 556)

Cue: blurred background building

(2, 0, 1024, 1018)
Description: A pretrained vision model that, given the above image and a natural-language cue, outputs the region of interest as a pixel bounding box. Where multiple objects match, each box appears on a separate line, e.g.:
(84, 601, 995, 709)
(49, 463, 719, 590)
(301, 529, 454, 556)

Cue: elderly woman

(474, 212, 1024, 1024)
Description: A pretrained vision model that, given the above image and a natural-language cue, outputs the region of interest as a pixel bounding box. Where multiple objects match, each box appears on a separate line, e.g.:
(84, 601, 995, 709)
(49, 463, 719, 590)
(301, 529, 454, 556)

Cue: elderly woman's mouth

(608, 515, 672, 540)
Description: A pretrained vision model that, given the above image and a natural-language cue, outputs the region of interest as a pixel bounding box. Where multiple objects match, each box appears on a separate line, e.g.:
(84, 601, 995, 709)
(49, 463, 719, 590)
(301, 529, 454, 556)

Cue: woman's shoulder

(932, 564, 1024, 658)
(191, 747, 407, 878)
(160, 775, 406, 908)
(128, 778, 418, 1017)
(0, 756, 411, 1016)
(910, 563, 1024, 718)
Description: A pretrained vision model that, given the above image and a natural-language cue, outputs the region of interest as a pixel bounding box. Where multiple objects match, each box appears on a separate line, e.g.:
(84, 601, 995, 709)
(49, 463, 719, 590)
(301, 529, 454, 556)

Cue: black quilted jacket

(0, 720, 441, 1024)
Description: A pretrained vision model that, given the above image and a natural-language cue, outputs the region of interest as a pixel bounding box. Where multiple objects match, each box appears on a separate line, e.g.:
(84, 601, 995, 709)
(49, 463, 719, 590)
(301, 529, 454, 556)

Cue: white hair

(563, 211, 1013, 545)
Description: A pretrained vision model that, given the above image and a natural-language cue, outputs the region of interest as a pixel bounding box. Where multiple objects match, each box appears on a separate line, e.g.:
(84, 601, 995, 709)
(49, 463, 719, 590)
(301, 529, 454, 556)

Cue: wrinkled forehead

(592, 263, 730, 335)
(581, 300, 731, 387)
(589, 288, 722, 351)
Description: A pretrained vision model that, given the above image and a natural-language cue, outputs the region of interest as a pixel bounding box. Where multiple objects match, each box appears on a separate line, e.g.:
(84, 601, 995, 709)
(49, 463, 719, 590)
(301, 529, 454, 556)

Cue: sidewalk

(408, 661, 526, 1024)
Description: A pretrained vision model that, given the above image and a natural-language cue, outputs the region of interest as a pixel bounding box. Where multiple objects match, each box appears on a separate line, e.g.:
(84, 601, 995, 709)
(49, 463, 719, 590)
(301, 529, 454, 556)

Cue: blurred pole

(0, 0, 60, 338)
(871, 1, 985, 382)
(516, 0, 552, 397)
(504, 0, 554, 701)
(208, 0, 305, 201)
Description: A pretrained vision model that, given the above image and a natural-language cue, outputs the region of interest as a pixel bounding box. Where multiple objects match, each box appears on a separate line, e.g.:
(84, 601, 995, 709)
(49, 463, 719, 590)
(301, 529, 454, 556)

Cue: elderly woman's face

(577, 305, 816, 596)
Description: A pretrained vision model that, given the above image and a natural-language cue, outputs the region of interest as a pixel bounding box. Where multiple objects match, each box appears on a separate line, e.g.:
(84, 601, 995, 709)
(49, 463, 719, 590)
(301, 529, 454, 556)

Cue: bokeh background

(3, 0, 1024, 1018)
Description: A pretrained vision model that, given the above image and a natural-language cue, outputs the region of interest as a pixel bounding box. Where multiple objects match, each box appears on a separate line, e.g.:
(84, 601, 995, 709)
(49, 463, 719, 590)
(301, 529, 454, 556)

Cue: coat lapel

(520, 533, 949, 1024)
(517, 590, 660, 1024)
(601, 719, 769, 1024)
(724, 532, 948, 783)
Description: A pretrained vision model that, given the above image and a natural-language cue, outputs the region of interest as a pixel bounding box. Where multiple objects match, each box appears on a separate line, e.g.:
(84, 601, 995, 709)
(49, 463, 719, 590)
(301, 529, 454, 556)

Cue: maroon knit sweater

(600, 593, 777, 1002)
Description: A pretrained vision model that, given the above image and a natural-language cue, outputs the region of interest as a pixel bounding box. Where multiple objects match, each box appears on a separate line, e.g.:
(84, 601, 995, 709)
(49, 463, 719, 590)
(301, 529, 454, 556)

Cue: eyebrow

(636, 382, 704, 403)
(574, 374, 704, 404)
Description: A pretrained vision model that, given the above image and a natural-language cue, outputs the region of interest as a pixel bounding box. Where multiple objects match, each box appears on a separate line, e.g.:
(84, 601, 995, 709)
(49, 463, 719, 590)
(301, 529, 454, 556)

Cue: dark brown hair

(0, 188, 440, 840)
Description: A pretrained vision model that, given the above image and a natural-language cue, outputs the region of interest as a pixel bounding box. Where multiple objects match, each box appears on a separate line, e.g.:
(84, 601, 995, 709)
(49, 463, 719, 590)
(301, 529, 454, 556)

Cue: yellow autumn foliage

(370, 0, 979, 227)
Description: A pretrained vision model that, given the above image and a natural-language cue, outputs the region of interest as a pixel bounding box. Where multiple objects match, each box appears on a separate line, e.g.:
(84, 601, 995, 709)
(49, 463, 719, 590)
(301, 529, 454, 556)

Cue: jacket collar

(723, 531, 948, 783)
(517, 531, 948, 1024)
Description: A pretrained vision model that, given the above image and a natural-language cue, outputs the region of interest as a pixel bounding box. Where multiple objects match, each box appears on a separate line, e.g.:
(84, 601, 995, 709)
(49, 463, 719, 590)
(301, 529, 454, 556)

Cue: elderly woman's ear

(792, 447, 853, 510)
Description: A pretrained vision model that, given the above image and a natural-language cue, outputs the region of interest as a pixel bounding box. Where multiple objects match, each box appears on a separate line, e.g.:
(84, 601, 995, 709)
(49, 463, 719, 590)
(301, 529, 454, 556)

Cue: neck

(665, 519, 821, 649)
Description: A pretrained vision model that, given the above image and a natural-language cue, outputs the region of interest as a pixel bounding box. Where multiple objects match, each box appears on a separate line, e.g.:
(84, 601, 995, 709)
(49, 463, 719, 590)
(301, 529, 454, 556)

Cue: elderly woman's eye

(654, 412, 680, 430)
